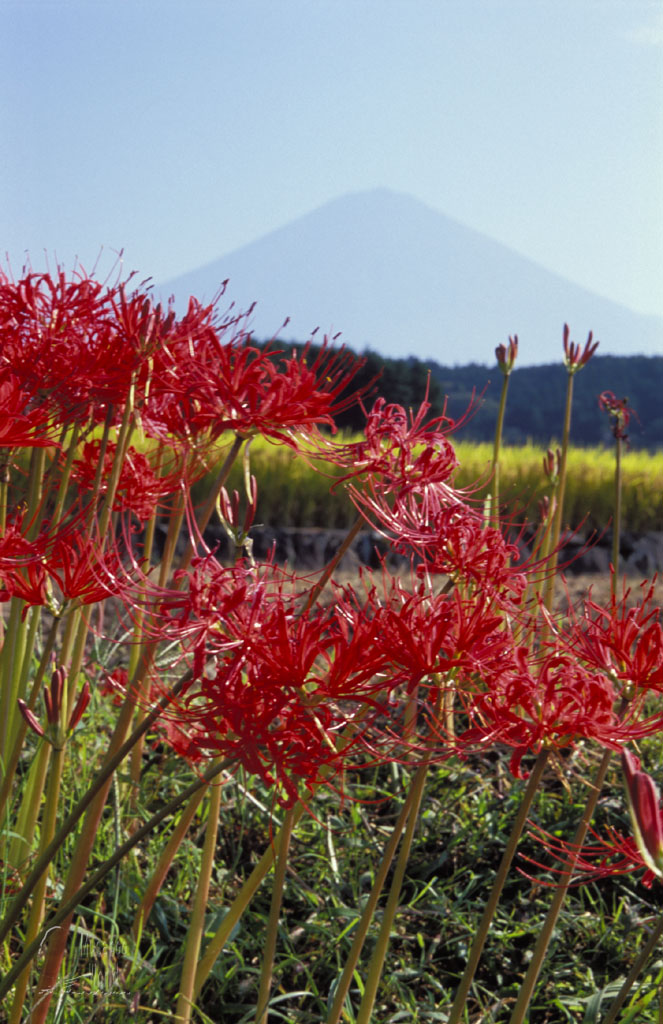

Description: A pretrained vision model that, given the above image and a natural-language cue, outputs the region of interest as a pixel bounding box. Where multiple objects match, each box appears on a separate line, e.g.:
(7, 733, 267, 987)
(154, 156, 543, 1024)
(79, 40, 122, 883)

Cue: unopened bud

(562, 324, 599, 373)
(68, 680, 90, 732)
(622, 749, 663, 878)
(17, 698, 45, 738)
(542, 447, 561, 484)
(43, 666, 66, 727)
(496, 334, 518, 375)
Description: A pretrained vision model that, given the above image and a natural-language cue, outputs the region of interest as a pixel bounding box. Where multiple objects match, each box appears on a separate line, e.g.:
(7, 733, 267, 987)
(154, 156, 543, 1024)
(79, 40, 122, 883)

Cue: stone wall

(192, 524, 663, 577)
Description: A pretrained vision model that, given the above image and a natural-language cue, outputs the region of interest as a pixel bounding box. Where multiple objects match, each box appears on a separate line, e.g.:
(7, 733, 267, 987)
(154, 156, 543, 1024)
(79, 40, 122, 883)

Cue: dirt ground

(553, 571, 663, 613)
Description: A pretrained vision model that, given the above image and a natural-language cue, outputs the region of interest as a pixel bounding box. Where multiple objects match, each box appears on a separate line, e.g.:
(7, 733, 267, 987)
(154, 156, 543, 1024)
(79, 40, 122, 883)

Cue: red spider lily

(622, 748, 663, 878)
(0, 269, 134, 424)
(335, 392, 462, 501)
(353, 492, 527, 605)
(0, 370, 58, 448)
(562, 322, 599, 372)
(599, 390, 635, 442)
(46, 530, 134, 606)
(0, 522, 50, 611)
(146, 322, 369, 449)
(98, 668, 128, 707)
(249, 340, 371, 439)
(69, 440, 184, 522)
(521, 820, 660, 889)
(141, 302, 256, 443)
(459, 649, 624, 776)
(152, 558, 254, 667)
(563, 577, 663, 696)
(356, 577, 512, 690)
(151, 564, 399, 804)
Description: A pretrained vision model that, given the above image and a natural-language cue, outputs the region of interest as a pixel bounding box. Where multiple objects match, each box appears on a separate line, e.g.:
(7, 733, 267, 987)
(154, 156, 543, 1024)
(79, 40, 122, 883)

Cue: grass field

(208, 436, 663, 533)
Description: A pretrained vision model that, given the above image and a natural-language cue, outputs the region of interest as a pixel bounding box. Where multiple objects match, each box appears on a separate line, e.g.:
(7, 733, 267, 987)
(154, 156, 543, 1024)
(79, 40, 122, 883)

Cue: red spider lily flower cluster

(69, 441, 184, 523)
(151, 561, 400, 804)
(3, 263, 661, 819)
(0, 267, 368, 451)
(522, 750, 663, 889)
(562, 578, 663, 697)
(136, 377, 663, 800)
(458, 648, 626, 777)
(521, 821, 660, 889)
(599, 390, 635, 442)
(0, 508, 139, 613)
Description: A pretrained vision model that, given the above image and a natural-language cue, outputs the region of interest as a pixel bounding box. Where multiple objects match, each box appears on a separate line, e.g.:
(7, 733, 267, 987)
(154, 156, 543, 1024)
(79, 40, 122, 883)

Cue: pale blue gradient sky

(3, 0, 662, 318)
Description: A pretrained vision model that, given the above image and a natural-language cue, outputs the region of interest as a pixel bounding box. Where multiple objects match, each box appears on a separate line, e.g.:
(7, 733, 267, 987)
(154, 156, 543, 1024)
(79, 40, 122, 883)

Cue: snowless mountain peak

(163, 189, 663, 367)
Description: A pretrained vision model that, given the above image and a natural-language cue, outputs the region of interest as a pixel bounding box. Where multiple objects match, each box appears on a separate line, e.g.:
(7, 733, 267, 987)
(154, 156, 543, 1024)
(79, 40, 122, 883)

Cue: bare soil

(554, 571, 663, 613)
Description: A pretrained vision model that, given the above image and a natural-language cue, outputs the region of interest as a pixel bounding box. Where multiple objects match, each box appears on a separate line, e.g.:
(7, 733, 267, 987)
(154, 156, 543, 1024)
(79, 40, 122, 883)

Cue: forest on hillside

(261, 340, 663, 450)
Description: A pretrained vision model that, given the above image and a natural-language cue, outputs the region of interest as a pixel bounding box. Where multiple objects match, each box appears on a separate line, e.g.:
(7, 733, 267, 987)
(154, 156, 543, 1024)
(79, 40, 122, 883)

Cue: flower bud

(495, 334, 518, 375)
(562, 324, 599, 373)
(17, 698, 45, 738)
(68, 680, 90, 732)
(622, 749, 663, 878)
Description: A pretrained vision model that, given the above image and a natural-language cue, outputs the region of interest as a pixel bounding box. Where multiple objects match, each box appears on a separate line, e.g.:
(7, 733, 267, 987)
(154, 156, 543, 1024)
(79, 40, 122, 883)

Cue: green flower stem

(5, 739, 51, 871)
(0, 755, 233, 1005)
(193, 800, 308, 999)
(601, 911, 663, 1024)
(132, 782, 208, 939)
(176, 767, 226, 1024)
(0, 596, 28, 769)
(27, 663, 190, 1024)
(611, 433, 622, 595)
(96, 393, 136, 541)
(0, 664, 193, 950)
(355, 759, 430, 1024)
(128, 495, 162, 795)
(255, 805, 297, 1024)
(446, 748, 549, 1023)
(326, 772, 421, 1024)
(177, 433, 246, 574)
(0, 615, 61, 819)
(44, 421, 81, 526)
(490, 370, 511, 527)
(8, 744, 64, 1024)
(508, 745, 613, 1024)
(25, 446, 47, 541)
(542, 370, 574, 614)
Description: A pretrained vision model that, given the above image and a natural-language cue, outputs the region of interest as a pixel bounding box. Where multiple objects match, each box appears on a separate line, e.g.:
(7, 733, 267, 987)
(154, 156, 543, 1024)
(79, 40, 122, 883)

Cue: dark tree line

(257, 337, 663, 449)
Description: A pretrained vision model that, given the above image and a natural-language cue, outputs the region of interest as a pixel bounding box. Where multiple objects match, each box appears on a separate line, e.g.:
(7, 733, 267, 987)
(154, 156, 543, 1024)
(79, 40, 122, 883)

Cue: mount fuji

(161, 188, 663, 367)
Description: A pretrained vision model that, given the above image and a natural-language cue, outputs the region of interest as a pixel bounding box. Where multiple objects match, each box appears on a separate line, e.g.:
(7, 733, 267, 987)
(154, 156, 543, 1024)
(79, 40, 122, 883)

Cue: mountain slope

(162, 188, 663, 367)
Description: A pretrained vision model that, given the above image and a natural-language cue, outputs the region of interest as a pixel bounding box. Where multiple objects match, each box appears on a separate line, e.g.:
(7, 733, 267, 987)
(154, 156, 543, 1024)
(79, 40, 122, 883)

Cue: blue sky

(3, 0, 663, 318)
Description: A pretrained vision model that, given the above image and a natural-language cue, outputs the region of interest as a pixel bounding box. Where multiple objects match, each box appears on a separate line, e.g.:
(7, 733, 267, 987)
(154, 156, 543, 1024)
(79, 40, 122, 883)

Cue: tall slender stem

(326, 770, 421, 1024)
(193, 801, 307, 998)
(0, 757, 233, 1005)
(355, 760, 430, 1024)
(508, 746, 613, 1024)
(132, 783, 207, 939)
(601, 911, 663, 1024)
(176, 770, 225, 1023)
(447, 748, 549, 1023)
(611, 433, 622, 595)
(255, 806, 296, 1024)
